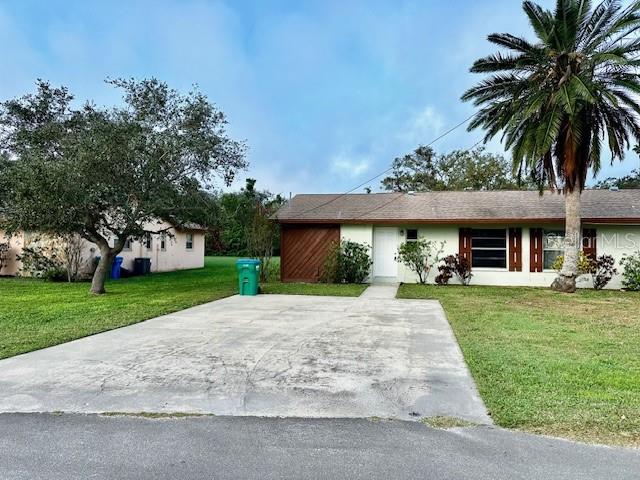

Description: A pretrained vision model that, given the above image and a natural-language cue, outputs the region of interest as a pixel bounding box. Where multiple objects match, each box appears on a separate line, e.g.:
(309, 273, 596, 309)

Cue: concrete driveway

(0, 290, 489, 423)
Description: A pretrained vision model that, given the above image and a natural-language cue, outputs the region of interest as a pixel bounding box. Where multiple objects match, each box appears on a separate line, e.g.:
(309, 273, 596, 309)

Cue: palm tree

(463, 0, 640, 292)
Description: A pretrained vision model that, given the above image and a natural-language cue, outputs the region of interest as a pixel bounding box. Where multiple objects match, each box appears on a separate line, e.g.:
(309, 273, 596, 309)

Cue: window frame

(406, 229, 418, 242)
(470, 228, 508, 270)
(542, 229, 565, 271)
(116, 236, 132, 252)
(145, 235, 153, 251)
(160, 234, 167, 252)
(186, 233, 194, 251)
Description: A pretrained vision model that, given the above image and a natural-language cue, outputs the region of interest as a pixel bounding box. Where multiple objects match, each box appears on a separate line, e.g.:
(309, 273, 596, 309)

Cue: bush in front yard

(321, 240, 372, 284)
(590, 254, 617, 290)
(621, 251, 640, 291)
(17, 241, 65, 280)
(396, 239, 445, 284)
(553, 252, 618, 290)
(435, 254, 473, 286)
(551, 250, 593, 276)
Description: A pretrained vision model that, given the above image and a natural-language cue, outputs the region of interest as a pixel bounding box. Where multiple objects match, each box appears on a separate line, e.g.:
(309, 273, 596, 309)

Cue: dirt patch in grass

(100, 412, 213, 419)
(421, 416, 479, 429)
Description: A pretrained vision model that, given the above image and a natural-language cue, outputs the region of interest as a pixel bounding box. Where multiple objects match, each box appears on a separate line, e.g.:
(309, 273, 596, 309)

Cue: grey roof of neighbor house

(275, 190, 640, 224)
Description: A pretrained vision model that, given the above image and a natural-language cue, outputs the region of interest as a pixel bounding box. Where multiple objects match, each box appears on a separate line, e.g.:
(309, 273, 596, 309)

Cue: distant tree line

(381, 145, 640, 193)
(593, 169, 640, 190)
(205, 178, 285, 258)
(381, 146, 536, 192)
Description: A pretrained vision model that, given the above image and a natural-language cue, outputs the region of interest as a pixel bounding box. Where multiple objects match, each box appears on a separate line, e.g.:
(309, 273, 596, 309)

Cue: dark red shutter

(509, 228, 522, 272)
(459, 228, 472, 262)
(582, 228, 597, 260)
(530, 228, 543, 272)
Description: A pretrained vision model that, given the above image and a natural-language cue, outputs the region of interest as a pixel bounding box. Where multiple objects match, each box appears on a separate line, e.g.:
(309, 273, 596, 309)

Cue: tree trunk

(90, 246, 113, 295)
(551, 188, 581, 293)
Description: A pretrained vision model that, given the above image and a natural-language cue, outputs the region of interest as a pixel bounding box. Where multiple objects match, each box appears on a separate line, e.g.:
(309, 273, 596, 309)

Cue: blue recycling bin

(111, 256, 124, 280)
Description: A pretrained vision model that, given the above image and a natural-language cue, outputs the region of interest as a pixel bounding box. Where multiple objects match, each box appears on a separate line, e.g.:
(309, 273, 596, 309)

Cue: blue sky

(1, 0, 639, 195)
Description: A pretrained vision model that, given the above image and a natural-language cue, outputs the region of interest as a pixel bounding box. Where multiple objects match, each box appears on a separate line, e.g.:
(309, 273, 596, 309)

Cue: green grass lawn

(398, 284, 640, 446)
(0, 256, 365, 360)
(0, 257, 239, 360)
(261, 282, 367, 296)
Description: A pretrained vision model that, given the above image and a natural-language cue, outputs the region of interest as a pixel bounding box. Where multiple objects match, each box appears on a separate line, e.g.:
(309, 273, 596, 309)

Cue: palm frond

(578, 0, 619, 49)
(463, 0, 640, 190)
(523, 1, 555, 42)
(487, 33, 544, 56)
(469, 52, 537, 73)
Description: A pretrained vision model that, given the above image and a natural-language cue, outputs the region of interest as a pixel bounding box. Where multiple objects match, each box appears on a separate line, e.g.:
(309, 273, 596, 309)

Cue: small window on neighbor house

(543, 230, 565, 270)
(160, 234, 166, 251)
(145, 235, 152, 251)
(116, 237, 132, 251)
(186, 233, 194, 250)
(406, 229, 418, 242)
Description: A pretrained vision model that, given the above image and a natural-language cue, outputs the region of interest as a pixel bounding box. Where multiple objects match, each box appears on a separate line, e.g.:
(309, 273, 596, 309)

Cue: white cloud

(398, 105, 445, 147)
(330, 152, 371, 178)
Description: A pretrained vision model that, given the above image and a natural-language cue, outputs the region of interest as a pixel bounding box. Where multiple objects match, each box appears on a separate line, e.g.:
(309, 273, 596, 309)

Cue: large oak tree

(0, 79, 246, 294)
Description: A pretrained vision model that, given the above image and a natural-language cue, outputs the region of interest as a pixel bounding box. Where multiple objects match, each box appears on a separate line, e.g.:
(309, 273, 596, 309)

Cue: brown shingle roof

(276, 190, 640, 224)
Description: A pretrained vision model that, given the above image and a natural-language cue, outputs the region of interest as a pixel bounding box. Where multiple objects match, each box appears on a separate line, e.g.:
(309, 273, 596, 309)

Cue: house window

(116, 237, 132, 251)
(471, 229, 507, 268)
(406, 229, 418, 242)
(186, 233, 193, 250)
(160, 234, 166, 251)
(145, 235, 152, 251)
(543, 230, 565, 269)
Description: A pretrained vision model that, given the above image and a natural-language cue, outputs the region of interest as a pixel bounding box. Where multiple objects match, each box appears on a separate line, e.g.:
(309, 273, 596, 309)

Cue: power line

(349, 136, 485, 220)
(285, 112, 478, 219)
(352, 193, 404, 220)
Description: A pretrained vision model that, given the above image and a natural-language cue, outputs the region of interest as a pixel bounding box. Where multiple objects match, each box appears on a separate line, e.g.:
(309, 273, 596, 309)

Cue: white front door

(373, 227, 398, 278)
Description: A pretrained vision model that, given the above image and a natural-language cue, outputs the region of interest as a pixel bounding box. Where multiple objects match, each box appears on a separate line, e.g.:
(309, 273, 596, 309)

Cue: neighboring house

(0, 230, 25, 276)
(275, 190, 640, 289)
(0, 221, 206, 277)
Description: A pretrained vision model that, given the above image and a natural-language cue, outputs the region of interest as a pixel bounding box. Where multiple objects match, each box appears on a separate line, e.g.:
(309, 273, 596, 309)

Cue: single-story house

(275, 190, 640, 289)
(0, 220, 206, 277)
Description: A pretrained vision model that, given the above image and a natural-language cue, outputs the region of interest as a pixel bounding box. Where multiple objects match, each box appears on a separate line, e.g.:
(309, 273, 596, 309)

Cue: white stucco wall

(340, 223, 640, 289)
(340, 225, 373, 247)
(0, 230, 24, 276)
(340, 225, 374, 281)
(0, 224, 205, 277)
(112, 228, 205, 273)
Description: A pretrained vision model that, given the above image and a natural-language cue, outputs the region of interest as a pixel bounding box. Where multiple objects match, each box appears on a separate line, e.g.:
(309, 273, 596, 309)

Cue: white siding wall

(594, 225, 640, 289)
(113, 228, 205, 273)
(0, 226, 205, 277)
(340, 223, 640, 289)
(340, 225, 374, 281)
(340, 225, 373, 247)
(0, 230, 24, 276)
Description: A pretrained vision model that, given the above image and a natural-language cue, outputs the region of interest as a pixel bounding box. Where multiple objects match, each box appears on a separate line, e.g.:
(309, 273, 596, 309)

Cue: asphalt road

(1, 414, 638, 480)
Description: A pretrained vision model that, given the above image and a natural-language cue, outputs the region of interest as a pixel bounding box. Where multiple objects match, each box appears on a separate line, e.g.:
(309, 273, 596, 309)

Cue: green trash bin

(236, 258, 260, 295)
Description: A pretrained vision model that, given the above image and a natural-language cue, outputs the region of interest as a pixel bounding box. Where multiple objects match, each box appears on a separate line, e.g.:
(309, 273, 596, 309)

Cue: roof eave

(278, 217, 640, 225)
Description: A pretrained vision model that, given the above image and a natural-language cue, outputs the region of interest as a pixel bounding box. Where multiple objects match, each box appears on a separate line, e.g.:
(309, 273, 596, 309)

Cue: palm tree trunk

(551, 188, 581, 293)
